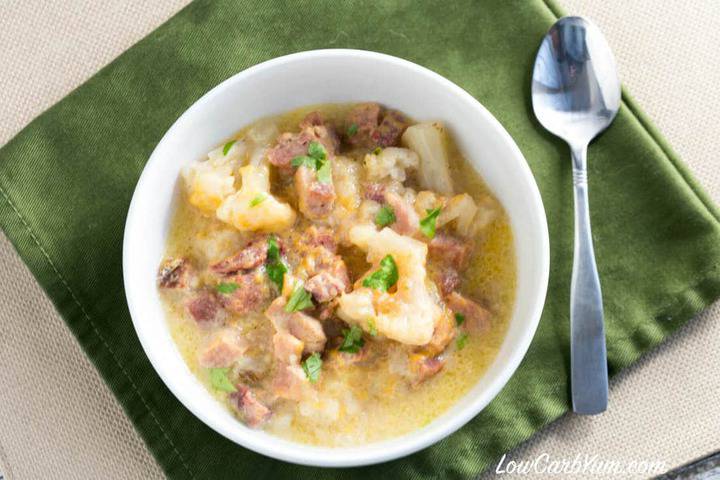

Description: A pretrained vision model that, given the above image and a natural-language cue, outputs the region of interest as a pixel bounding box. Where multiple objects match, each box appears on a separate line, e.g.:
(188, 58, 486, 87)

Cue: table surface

(1, 1, 718, 479)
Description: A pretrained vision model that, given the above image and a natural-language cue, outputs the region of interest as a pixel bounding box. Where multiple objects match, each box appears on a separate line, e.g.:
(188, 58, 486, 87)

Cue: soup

(158, 103, 516, 446)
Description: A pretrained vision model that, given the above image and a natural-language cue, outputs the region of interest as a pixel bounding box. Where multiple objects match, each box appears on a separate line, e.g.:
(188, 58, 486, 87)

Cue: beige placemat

(0, 1, 718, 479)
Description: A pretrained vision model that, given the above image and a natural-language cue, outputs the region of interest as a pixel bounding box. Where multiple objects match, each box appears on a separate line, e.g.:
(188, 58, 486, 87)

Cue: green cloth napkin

(2, 0, 719, 478)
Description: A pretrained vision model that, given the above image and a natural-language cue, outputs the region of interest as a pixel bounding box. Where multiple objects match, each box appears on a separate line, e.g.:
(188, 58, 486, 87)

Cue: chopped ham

(157, 257, 192, 289)
(267, 112, 339, 173)
(229, 384, 271, 428)
(272, 364, 308, 401)
(425, 311, 456, 355)
(345, 102, 381, 147)
(288, 313, 326, 353)
(217, 272, 269, 315)
(432, 267, 461, 297)
(385, 191, 419, 236)
(429, 233, 475, 271)
(211, 237, 268, 274)
(446, 292, 492, 334)
(299, 225, 337, 253)
(363, 182, 386, 202)
(305, 271, 347, 303)
(265, 298, 326, 354)
(186, 292, 221, 327)
(412, 357, 445, 386)
(295, 165, 336, 220)
(199, 327, 247, 368)
(372, 109, 408, 147)
(345, 103, 408, 148)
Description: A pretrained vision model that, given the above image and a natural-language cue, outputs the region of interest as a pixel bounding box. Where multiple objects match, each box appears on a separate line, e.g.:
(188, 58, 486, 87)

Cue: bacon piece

(345, 103, 408, 148)
(363, 182, 386, 202)
(300, 225, 337, 253)
(267, 112, 339, 173)
(412, 356, 445, 386)
(265, 297, 326, 354)
(229, 384, 271, 428)
(371, 109, 408, 147)
(445, 292, 492, 334)
(432, 267, 461, 297)
(305, 271, 347, 303)
(198, 327, 247, 368)
(211, 238, 268, 274)
(157, 257, 192, 289)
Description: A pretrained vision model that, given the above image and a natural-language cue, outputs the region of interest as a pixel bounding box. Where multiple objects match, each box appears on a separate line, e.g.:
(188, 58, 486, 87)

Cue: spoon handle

(570, 144, 608, 415)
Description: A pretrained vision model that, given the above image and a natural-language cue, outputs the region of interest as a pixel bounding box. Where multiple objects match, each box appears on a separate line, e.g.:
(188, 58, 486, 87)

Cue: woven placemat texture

(0, 1, 718, 479)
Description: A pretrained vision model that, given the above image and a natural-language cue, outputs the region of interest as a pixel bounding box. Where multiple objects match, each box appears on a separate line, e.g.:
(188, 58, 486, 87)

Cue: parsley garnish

(455, 312, 466, 326)
(266, 236, 287, 290)
(419, 207, 442, 239)
(339, 325, 365, 353)
(302, 352, 322, 383)
(375, 204, 396, 228)
(291, 141, 331, 184)
(372, 147, 382, 155)
(347, 123, 359, 136)
(456, 332, 469, 350)
(209, 368, 236, 392)
(249, 193, 267, 207)
(222, 140, 236, 156)
(216, 282, 239, 294)
(362, 255, 399, 292)
(284, 284, 314, 312)
(367, 318, 378, 336)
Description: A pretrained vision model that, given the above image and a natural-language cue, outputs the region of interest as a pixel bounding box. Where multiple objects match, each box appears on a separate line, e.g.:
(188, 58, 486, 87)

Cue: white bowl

(123, 49, 549, 467)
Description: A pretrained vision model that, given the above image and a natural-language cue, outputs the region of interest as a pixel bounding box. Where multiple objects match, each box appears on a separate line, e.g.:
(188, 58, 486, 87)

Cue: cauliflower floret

(438, 193, 479, 237)
(216, 164, 296, 232)
(332, 156, 361, 214)
(336, 225, 442, 345)
(364, 147, 419, 183)
(182, 141, 246, 214)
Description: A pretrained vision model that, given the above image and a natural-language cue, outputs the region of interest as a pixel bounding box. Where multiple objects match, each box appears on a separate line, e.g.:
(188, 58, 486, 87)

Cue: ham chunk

(429, 233, 475, 271)
(305, 271, 347, 303)
(425, 311, 456, 355)
(211, 237, 268, 274)
(363, 182, 386, 202)
(300, 225, 337, 253)
(266, 298, 326, 354)
(344, 102, 408, 148)
(186, 292, 222, 327)
(267, 112, 339, 173)
(412, 356, 445, 386)
(272, 364, 308, 401)
(432, 267, 461, 297)
(295, 165, 336, 220)
(385, 192, 419, 236)
(217, 272, 270, 315)
(446, 292, 492, 334)
(229, 384, 271, 428)
(157, 257, 192, 289)
(288, 313, 327, 353)
(199, 327, 248, 368)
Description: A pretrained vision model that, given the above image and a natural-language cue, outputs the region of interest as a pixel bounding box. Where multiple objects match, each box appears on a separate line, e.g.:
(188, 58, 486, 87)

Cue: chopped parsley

(216, 282, 239, 294)
(266, 236, 287, 290)
(455, 312, 466, 326)
(375, 204, 396, 228)
(347, 123, 359, 137)
(419, 207, 442, 239)
(284, 284, 314, 312)
(249, 193, 267, 207)
(209, 368, 236, 392)
(362, 255, 399, 292)
(302, 352, 322, 383)
(222, 140, 236, 156)
(372, 146, 383, 155)
(456, 332, 469, 350)
(339, 325, 365, 353)
(291, 141, 331, 184)
(367, 318, 378, 337)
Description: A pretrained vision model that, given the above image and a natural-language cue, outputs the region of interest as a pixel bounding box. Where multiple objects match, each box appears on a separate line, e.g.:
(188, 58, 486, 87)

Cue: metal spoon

(531, 16, 620, 414)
